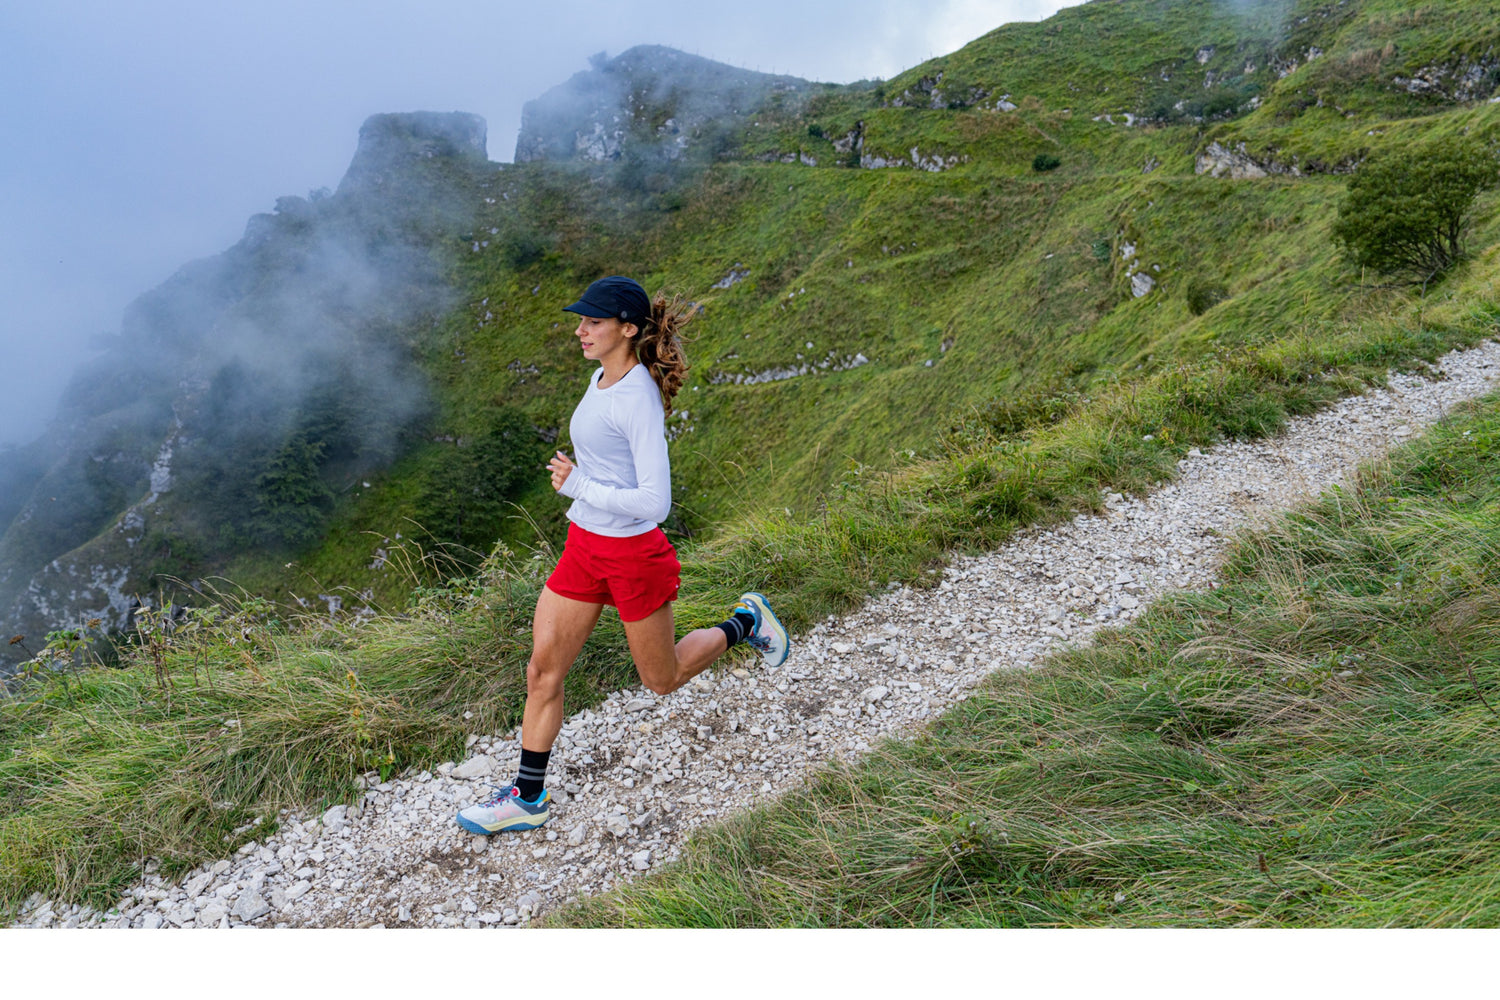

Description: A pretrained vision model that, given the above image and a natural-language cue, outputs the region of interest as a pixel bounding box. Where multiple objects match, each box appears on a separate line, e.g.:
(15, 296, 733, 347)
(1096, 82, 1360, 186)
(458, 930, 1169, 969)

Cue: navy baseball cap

(563, 276, 651, 325)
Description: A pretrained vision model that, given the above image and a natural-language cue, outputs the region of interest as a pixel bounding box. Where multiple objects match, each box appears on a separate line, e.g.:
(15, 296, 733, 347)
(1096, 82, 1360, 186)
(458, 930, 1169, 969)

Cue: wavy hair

(633, 292, 698, 415)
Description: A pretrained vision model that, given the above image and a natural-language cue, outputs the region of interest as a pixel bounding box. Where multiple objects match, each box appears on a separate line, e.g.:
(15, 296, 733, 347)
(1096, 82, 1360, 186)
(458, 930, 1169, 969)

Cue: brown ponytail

(634, 292, 697, 415)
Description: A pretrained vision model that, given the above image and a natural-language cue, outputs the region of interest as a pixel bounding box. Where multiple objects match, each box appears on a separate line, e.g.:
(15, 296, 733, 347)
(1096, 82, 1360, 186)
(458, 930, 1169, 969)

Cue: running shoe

(455, 785, 550, 834)
(736, 591, 790, 668)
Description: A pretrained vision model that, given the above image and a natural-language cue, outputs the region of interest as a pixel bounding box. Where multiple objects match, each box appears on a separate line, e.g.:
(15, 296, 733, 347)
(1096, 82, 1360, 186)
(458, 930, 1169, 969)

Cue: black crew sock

(715, 610, 758, 649)
(515, 747, 550, 802)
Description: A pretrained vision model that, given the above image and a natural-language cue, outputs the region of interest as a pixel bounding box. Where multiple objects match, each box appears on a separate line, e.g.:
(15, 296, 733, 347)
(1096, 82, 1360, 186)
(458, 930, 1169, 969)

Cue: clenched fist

(547, 451, 575, 492)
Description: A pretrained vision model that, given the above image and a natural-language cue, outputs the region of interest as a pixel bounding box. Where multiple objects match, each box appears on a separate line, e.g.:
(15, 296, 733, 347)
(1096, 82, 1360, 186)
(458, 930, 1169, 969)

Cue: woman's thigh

(531, 585, 604, 681)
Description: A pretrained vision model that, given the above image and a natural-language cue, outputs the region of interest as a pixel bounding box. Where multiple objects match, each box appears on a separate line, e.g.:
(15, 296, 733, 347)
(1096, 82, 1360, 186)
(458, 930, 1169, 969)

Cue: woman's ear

(622, 321, 640, 340)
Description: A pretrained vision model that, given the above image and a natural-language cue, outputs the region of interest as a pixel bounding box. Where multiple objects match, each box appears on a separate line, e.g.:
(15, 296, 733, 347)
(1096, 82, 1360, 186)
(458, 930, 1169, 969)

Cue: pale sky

(0, 0, 1079, 446)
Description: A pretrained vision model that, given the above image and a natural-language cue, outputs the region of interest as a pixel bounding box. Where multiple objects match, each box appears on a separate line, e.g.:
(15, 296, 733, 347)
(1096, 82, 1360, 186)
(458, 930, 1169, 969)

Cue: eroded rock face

(1393, 56, 1500, 103)
(1195, 140, 1273, 179)
(513, 45, 806, 164)
(338, 112, 488, 194)
(1195, 139, 1361, 179)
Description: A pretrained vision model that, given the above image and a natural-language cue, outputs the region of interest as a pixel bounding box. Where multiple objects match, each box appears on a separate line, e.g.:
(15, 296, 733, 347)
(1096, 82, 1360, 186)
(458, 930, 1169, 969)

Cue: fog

(0, 1, 1078, 448)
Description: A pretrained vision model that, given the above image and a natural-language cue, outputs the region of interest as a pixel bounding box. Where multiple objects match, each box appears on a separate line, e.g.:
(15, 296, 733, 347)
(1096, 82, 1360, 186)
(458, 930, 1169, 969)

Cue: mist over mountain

(0, 112, 493, 662)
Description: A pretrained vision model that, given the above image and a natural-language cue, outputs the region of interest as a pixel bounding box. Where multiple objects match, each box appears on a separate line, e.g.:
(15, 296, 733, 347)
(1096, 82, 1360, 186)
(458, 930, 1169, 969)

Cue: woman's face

(574, 314, 638, 363)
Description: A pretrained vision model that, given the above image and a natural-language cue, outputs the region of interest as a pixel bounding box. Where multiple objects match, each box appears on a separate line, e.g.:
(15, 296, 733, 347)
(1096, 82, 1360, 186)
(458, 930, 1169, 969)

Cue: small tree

(248, 431, 333, 548)
(415, 407, 543, 550)
(1332, 136, 1499, 283)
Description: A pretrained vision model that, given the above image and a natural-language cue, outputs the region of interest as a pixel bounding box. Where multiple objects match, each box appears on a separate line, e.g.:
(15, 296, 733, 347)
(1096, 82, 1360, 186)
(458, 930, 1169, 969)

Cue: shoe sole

(455, 802, 550, 835)
(742, 591, 790, 668)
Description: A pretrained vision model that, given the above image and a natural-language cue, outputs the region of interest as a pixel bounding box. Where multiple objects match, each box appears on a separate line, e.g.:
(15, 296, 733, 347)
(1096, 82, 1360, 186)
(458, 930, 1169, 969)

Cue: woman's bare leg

(625, 602, 730, 696)
(521, 586, 604, 752)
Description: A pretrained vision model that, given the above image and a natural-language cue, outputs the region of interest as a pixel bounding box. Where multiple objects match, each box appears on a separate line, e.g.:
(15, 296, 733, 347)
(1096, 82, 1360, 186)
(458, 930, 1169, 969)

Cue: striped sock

(715, 610, 757, 649)
(515, 747, 550, 802)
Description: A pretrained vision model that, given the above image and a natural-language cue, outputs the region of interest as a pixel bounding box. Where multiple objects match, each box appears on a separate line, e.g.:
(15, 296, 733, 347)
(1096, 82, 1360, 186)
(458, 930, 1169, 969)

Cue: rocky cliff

(514, 45, 808, 164)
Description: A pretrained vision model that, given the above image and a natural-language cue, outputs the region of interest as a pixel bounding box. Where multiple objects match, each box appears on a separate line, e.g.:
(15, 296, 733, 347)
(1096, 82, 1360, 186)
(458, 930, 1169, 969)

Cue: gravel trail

(16, 338, 1500, 929)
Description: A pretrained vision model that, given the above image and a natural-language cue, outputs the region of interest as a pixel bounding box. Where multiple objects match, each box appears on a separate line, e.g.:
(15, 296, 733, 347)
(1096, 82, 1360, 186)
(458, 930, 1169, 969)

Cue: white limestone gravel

(14, 338, 1500, 929)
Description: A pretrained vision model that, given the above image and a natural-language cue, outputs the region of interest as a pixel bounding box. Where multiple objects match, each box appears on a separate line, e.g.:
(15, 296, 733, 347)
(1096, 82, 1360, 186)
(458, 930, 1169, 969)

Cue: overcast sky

(0, 0, 1078, 447)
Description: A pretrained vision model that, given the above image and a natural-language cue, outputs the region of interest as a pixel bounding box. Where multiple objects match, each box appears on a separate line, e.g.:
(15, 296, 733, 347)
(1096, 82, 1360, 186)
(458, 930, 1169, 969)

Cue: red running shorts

(545, 522, 682, 622)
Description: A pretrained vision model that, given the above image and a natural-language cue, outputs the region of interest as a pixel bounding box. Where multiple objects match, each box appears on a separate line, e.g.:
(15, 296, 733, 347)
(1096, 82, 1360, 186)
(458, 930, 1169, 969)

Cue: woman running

(457, 275, 788, 835)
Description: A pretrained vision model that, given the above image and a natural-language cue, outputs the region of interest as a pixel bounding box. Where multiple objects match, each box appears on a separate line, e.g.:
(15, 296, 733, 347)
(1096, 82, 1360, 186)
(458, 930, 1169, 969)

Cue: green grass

(550, 391, 1500, 928)
(6, 0, 1500, 917)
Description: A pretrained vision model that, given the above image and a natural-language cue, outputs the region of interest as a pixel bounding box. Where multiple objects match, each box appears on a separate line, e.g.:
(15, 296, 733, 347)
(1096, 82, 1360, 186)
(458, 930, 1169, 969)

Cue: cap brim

(562, 298, 615, 318)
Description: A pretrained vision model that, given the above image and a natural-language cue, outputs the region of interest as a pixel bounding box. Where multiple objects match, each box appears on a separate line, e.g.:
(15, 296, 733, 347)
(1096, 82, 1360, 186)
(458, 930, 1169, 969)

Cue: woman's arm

(555, 395, 672, 524)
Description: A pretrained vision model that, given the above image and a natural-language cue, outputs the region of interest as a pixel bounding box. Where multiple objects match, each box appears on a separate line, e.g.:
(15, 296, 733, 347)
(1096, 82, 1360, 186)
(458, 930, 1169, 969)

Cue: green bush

(1331, 137, 1500, 283)
(1032, 153, 1061, 172)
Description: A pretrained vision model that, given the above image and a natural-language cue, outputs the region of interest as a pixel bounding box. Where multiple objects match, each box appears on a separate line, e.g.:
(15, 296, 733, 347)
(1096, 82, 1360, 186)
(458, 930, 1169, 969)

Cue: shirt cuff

(558, 471, 586, 501)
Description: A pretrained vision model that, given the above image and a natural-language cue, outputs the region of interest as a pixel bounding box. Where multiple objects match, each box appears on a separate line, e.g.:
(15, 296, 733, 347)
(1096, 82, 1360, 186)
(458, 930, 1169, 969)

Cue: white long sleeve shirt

(557, 364, 672, 536)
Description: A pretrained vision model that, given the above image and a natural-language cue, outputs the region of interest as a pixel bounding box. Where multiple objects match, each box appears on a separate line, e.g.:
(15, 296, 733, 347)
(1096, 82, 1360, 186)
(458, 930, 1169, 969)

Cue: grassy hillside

(4, 0, 1500, 914)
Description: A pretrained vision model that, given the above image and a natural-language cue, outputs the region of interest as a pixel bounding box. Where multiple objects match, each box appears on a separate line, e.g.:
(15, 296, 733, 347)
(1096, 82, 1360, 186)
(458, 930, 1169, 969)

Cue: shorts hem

(543, 582, 611, 606)
(616, 590, 680, 623)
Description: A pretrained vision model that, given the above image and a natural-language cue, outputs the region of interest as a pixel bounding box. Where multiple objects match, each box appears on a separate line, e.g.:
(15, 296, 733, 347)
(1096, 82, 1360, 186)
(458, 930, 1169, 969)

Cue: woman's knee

(525, 655, 568, 697)
(638, 667, 679, 697)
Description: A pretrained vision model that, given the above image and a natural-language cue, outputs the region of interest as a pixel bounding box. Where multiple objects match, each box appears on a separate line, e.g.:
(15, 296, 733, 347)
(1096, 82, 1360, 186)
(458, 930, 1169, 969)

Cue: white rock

(631, 850, 653, 871)
(233, 892, 271, 923)
(450, 756, 496, 780)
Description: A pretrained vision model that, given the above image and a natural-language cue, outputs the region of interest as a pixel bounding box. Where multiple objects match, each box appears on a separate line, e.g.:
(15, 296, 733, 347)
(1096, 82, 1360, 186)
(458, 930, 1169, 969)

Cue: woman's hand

(547, 451, 575, 491)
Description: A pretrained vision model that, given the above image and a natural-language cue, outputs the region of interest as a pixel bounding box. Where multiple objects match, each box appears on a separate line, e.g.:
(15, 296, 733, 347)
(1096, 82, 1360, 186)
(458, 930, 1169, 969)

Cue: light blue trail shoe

(736, 591, 789, 668)
(456, 785, 550, 834)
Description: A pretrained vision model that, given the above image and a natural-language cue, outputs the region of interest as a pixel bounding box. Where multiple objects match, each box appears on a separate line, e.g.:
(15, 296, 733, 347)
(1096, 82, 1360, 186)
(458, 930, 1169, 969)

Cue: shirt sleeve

(558, 388, 672, 524)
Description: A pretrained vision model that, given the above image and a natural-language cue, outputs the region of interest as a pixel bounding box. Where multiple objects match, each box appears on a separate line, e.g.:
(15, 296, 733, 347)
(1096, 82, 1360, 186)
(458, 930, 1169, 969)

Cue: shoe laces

(479, 784, 518, 807)
(747, 632, 771, 653)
